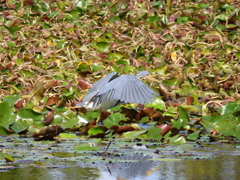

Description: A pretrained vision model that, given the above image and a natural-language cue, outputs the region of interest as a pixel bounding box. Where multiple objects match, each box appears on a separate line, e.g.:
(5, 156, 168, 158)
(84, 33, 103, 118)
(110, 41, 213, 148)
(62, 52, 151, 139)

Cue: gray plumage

(77, 71, 158, 111)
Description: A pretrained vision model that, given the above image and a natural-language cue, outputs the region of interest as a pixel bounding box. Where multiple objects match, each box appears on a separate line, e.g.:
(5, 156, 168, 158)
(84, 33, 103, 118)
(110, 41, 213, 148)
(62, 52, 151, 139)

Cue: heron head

(136, 71, 162, 85)
(136, 71, 150, 79)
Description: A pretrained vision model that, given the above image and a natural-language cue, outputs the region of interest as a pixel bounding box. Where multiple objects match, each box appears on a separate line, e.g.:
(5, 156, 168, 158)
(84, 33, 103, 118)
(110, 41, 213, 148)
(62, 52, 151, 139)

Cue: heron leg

(96, 116, 101, 125)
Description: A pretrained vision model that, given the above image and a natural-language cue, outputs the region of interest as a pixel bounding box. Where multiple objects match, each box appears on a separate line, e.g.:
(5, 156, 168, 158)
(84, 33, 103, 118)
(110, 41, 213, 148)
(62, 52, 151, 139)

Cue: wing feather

(90, 74, 158, 110)
(82, 72, 118, 104)
(138, 83, 155, 103)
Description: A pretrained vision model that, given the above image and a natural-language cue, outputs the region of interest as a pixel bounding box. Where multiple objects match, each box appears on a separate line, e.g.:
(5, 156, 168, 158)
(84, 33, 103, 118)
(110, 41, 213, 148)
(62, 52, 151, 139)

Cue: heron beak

(147, 74, 161, 83)
(147, 74, 169, 91)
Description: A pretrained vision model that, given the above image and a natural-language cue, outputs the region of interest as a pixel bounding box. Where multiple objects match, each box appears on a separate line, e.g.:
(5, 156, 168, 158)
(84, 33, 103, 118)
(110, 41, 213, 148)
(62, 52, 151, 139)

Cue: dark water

(1, 155, 240, 180)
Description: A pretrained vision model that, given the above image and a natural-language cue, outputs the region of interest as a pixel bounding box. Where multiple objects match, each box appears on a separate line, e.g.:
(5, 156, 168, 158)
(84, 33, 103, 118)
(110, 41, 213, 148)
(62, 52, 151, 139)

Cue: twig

(101, 141, 112, 157)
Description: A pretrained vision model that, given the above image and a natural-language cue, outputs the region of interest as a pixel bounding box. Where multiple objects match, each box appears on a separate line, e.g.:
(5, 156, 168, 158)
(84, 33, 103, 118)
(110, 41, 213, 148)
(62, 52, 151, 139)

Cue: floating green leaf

(187, 131, 200, 140)
(74, 144, 99, 151)
(177, 17, 189, 24)
(49, 10, 59, 18)
(17, 109, 43, 122)
(104, 113, 125, 128)
(0, 153, 15, 162)
(147, 98, 165, 110)
(11, 119, 33, 133)
(173, 106, 189, 129)
(146, 127, 162, 141)
(88, 127, 105, 136)
(2, 94, 19, 106)
(59, 133, 78, 138)
(0, 102, 16, 129)
(220, 102, 240, 115)
(146, 16, 160, 23)
(123, 130, 147, 139)
(92, 42, 110, 52)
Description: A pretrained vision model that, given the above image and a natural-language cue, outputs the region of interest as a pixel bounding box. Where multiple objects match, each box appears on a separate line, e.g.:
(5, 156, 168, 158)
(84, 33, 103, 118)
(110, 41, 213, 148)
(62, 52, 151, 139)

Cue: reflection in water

(150, 155, 240, 180)
(99, 154, 156, 179)
(0, 166, 100, 180)
(1, 155, 240, 180)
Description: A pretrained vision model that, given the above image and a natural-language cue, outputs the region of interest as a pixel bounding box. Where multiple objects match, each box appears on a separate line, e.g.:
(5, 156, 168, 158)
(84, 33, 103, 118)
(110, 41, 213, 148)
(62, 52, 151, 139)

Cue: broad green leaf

(91, 64, 101, 72)
(77, 62, 91, 71)
(109, 16, 120, 23)
(88, 127, 105, 135)
(8, 26, 21, 35)
(11, 119, 33, 133)
(181, 105, 200, 113)
(0, 126, 11, 135)
(57, 1, 65, 9)
(147, 98, 165, 110)
(177, 17, 189, 24)
(139, 116, 149, 123)
(173, 106, 189, 129)
(0, 153, 15, 162)
(74, 144, 99, 151)
(59, 133, 78, 138)
(152, 1, 163, 8)
(220, 102, 240, 115)
(0, 102, 16, 128)
(17, 109, 43, 122)
(53, 152, 75, 157)
(49, 10, 59, 18)
(86, 111, 101, 119)
(163, 78, 179, 86)
(104, 113, 125, 128)
(123, 66, 135, 74)
(209, 115, 228, 123)
(153, 65, 168, 75)
(111, 66, 121, 73)
(2, 94, 19, 106)
(187, 131, 200, 140)
(123, 130, 147, 139)
(169, 135, 186, 145)
(6, 41, 15, 47)
(115, 60, 129, 65)
(217, 13, 229, 21)
(198, 3, 210, 9)
(92, 42, 110, 52)
(5, 20, 15, 28)
(61, 87, 75, 99)
(110, 105, 121, 111)
(234, 126, 240, 139)
(76, 0, 87, 8)
(222, 4, 235, 10)
(146, 127, 162, 141)
(146, 16, 160, 23)
(61, 117, 79, 129)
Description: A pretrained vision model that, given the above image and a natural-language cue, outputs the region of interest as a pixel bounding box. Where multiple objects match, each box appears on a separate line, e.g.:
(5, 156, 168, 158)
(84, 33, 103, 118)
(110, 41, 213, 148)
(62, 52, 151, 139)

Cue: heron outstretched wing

(92, 74, 158, 109)
(77, 72, 119, 106)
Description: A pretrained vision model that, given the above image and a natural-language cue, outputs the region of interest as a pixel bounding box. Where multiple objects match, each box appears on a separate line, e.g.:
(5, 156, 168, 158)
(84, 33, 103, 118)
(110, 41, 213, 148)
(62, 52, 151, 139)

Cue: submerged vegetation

(0, 0, 239, 146)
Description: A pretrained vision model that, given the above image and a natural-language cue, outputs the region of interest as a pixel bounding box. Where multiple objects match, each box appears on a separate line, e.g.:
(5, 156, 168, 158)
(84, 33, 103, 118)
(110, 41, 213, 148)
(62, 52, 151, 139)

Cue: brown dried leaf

(158, 124, 172, 136)
(14, 100, 24, 109)
(186, 96, 194, 105)
(33, 125, 64, 140)
(139, 107, 155, 117)
(112, 126, 135, 135)
(78, 80, 92, 90)
(47, 95, 60, 106)
(121, 107, 140, 121)
(42, 111, 54, 125)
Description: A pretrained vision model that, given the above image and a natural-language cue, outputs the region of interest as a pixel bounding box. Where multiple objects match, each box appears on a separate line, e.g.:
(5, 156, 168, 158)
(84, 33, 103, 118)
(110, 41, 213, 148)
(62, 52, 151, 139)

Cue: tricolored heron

(76, 71, 158, 111)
